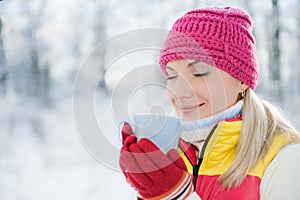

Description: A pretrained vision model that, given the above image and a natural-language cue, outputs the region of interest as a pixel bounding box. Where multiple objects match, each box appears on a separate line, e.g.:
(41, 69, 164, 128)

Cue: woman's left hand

(119, 122, 193, 199)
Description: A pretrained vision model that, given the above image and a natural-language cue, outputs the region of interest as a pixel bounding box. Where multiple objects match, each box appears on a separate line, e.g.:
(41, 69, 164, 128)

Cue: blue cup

(132, 113, 181, 154)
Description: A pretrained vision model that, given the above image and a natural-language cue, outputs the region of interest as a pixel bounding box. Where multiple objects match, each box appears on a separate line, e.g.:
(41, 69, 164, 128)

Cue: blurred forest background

(0, 0, 300, 199)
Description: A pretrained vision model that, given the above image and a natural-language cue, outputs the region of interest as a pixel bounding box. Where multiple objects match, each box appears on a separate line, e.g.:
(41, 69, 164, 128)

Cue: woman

(119, 7, 300, 200)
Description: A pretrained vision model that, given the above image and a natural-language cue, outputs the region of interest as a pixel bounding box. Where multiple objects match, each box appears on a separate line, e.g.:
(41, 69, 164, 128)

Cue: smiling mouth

(180, 103, 205, 113)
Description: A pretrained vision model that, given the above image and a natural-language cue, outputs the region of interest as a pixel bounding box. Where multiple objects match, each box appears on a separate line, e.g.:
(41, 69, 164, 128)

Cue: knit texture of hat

(159, 7, 259, 89)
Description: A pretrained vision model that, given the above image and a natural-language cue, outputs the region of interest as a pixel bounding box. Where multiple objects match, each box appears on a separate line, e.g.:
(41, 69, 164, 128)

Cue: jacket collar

(179, 118, 242, 165)
(180, 100, 243, 149)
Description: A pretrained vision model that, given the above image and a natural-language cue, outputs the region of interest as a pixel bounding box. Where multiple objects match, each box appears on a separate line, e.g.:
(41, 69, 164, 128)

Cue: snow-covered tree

(297, 2, 300, 93)
(269, 0, 281, 82)
(0, 16, 8, 95)
(3, 0, 49, 101)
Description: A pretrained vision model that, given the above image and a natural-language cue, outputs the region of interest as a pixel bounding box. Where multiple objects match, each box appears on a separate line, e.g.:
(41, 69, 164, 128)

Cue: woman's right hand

(119, 122, 194, 199)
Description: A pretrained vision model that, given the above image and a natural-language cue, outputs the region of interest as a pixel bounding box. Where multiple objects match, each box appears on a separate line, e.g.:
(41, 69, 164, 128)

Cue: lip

(180, 103, 205, 114)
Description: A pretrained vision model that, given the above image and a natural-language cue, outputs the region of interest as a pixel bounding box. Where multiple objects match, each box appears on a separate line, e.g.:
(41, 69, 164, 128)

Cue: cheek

(207, 82, 226, 103)
(166, 89, 172, 102)
(204, 76, 232, 111)
(193, 81, 211, 100)
(166, 89, 177, 107)
(208, 76, 239, 109)
(195, 76, 225, 100)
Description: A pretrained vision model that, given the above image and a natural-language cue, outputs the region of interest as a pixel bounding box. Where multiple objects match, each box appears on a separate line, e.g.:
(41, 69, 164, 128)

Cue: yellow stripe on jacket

(178, 120, 289, 199)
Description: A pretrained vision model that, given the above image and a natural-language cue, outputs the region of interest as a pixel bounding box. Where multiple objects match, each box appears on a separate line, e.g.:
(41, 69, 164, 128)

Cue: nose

(167, 76, 194, 99)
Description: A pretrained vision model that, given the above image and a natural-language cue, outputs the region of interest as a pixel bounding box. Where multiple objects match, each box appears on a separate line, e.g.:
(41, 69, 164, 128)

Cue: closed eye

(192, 72, 209, 77)
(166, 74, 178, 80)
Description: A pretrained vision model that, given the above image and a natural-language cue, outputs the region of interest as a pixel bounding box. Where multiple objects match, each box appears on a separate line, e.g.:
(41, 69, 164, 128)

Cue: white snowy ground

(0, 95, 137, 200)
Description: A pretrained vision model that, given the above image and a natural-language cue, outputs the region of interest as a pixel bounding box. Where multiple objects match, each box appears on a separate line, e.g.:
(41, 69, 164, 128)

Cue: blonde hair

(219, 89, 300, 189)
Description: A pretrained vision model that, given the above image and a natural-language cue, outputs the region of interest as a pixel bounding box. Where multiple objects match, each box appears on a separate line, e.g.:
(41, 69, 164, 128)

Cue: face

(165, 59, 248, 121)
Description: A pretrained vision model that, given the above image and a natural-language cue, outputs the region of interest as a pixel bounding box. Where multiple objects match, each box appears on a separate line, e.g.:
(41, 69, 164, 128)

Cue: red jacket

(178, 119, 288, 200)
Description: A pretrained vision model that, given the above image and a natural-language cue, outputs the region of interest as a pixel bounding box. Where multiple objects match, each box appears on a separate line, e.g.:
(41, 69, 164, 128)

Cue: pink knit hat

(159, 7, 259, 89)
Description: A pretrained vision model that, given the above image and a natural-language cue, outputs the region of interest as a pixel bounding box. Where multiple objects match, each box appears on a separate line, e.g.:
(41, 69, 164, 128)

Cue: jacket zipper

(192, 158, 203, 187)
(181, 124, 218, 190)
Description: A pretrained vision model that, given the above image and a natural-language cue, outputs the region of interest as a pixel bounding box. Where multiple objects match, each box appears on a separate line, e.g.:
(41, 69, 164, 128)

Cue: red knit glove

(119, 122, 193, 199)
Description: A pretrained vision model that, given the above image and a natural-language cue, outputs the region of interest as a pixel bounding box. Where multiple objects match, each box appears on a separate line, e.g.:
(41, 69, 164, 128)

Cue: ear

(236, 82, 249, 100)
(239, 82, 249, 93)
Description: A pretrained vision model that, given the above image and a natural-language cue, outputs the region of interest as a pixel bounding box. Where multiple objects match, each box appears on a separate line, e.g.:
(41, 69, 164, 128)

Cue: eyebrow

(166, 61, 200, 71)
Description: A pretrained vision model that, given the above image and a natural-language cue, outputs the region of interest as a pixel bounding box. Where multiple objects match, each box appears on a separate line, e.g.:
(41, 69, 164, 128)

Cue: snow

(0, 0, 300, 199)
(0, 96, 136, 199)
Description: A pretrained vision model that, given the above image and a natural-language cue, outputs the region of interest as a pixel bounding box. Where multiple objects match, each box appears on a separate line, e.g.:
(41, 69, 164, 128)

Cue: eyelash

(166, 75, 177, 80)
(192, 73, 209, 77)
(166, 73, 209, 80)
